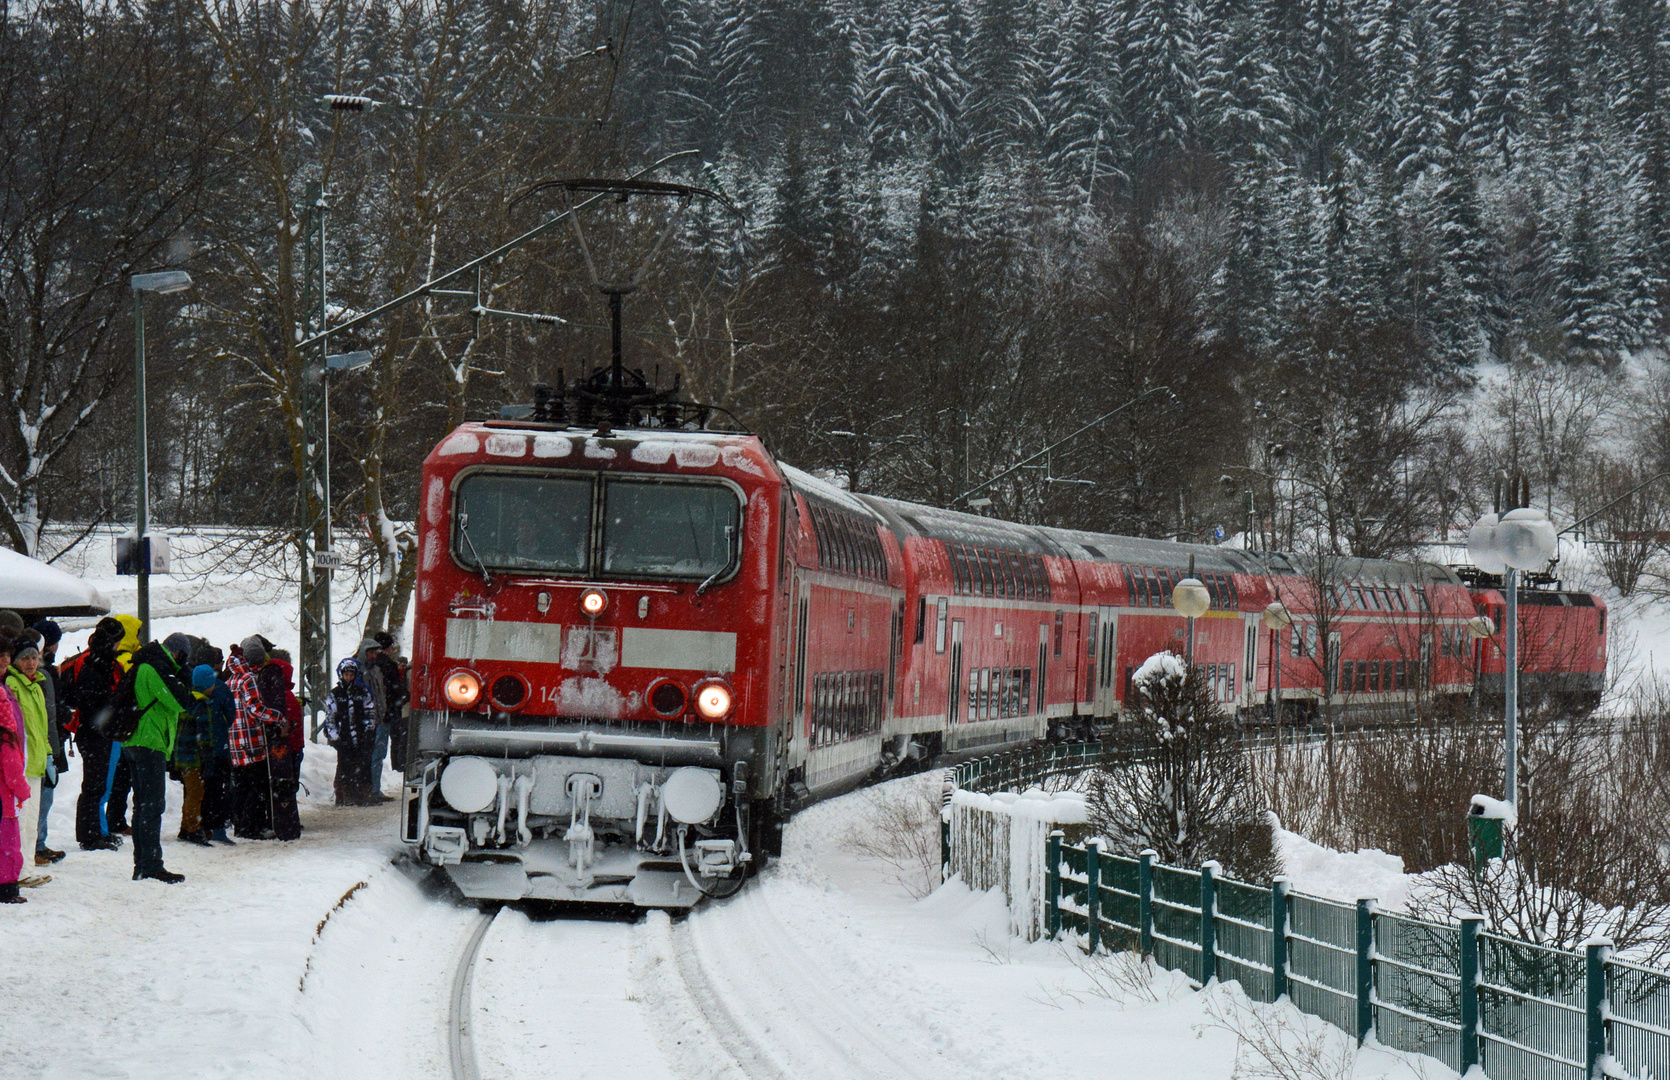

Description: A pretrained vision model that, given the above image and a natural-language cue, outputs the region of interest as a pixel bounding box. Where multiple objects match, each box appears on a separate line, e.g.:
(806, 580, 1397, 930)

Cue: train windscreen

(602, 479, 740, 578)
(453, 474, 591, 571)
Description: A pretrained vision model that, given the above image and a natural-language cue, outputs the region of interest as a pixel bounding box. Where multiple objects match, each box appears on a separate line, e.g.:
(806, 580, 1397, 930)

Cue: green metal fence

(952, 742, 1670, 1080)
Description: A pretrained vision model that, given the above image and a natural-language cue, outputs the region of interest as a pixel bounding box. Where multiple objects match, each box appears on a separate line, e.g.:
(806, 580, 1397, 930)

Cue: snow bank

(1274, 827, 1414, 910)
(946, 787, 1087, 941)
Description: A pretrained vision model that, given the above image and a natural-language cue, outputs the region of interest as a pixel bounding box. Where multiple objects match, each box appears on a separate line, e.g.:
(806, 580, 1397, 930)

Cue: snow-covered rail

(448, 909, 496, 1080)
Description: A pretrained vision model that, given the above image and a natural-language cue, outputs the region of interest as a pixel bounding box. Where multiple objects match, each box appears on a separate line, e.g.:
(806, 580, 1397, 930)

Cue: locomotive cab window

(602, 479, 741, 579)
(452, 473, 592, 572)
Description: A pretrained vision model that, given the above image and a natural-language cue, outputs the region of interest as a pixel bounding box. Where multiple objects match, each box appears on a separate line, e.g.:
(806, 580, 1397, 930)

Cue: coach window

(1204, 573, 1221, 610)
(915, 595, 928, 645)
(453, 472, 593, 573)
(935, 597, 949, 653)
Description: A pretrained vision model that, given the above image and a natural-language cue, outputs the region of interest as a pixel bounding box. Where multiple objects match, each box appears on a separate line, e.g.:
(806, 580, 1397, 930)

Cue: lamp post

(130, 270, 193, 643)
(1468, 507, 1557, 807)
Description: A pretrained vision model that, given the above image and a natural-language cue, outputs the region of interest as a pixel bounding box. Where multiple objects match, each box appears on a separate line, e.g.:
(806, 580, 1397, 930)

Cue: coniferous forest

(5, 0, 1670, 600)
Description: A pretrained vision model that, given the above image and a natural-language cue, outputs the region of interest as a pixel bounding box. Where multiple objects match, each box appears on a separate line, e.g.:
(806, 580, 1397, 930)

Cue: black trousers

(200, 761, 232, 834)
(74, 728, 112, 845)
(128, 746, 167, 876)
(231, 762, 273, 838)
(107, 746, 133, 830)
(270, 747, 301, 841)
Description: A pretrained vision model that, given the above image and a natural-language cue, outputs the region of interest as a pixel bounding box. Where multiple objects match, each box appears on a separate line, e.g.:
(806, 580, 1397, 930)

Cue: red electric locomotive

(400, 370, 1608, 907)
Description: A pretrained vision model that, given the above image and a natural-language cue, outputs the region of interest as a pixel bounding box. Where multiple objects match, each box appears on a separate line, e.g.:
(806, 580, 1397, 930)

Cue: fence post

(1356, 899, 1375, 1045)
(940, 814, 951, 884)
(1139, 849, 1156, 960)
(1271, 877, 1290, 1001)
(1201, 861, 1220, 985)
(1586, 937, 1612, 1080)
(1085, 839, 1101, 955)
(1460, 914, 1483, 1074)
(1046, 831, 1063, 941)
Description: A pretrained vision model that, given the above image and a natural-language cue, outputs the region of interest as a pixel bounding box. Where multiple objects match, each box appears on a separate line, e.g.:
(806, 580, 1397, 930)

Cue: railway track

(448, 909, 497, 1080)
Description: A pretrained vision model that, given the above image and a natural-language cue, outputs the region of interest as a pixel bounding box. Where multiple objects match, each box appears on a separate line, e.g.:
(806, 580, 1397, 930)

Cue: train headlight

(661, 767, 724, 824)
(440, 756, 499, 814)
(580, 588, 608, 617)
(444, 669, 482, 709)
(694, 681, 733, 720)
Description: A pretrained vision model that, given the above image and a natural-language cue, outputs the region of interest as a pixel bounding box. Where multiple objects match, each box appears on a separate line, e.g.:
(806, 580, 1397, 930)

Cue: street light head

(1171, 577, 1211, 619)
(1498, 507, 1557, 570)
(131, 270, 192, 295)
(326, 350, 374, 372)
(967, 497, 992, 510)
(1467, 513, 1507, 575)
(1261, 601, 1292, 630)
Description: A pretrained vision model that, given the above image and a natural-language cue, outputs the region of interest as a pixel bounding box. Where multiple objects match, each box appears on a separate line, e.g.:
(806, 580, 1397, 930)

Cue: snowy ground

(3, 764, 1448, 1080)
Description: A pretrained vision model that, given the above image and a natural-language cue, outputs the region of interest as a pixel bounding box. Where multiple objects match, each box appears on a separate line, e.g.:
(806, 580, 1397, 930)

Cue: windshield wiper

(456, 510, 496, 590)
(696, 525, 736, 597)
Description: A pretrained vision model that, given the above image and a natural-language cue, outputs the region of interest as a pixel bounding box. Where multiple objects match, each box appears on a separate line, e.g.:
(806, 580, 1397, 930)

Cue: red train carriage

(401, 392, 1609, 907)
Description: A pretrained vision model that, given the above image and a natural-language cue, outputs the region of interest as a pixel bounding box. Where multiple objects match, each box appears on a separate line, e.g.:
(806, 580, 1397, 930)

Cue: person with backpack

(0, 632, 31, 903)
(64, 617, 124, 850)
(173, 664, 218, 846)
(188, 645, 236, 845)
(122, 636, 188, 883)
(102, 614, 143, 836)
(324, 657, 375, 805)
(227, 638, 283, 839)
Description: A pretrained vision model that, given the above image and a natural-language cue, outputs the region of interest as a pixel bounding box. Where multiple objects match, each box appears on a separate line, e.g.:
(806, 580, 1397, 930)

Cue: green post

(1356, 899, 1375, 1044)
(1046, 831, 1063, 940)
(1271, 876, 1290, 1001)
(1139, 849, 1156, 960)
(1201, 861, 1220, 985)
(1085, 840, 1101, 954)
(1460, 914, 1482, 1074)
(1586, 937, 1612, 1079)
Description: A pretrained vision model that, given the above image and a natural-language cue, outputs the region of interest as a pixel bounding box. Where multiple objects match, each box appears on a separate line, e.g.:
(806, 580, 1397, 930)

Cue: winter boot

(35, 848, 66, 864)
(0, 882, 23, 904)
(211, 828, 234, 845)
(18, 874, 50, 888)
(134, 868, 185, 884)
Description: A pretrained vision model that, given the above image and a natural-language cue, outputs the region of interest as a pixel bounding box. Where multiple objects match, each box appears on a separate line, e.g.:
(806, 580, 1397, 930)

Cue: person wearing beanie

(189, 646, 235, 844)
(227, 637, 282, 838)
(171, 665, 219, 846)
(0, 632, 33, 902)
(372, 631, 410, 781)
(0, 611, 24, 635)
(5, 633, 52, 878)
(125, 637, 185, 883)
(29, 621, 67, 865)
(61, 617, 124, 850)
(355, 637, 392, 802)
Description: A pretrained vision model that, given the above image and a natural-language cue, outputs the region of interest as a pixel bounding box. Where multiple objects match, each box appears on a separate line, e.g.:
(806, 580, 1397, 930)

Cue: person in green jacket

(6, 632, 50, 882)
(126, 636, 188, 884)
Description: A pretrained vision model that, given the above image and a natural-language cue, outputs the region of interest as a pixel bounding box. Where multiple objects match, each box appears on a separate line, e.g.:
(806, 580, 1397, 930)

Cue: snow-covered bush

(840, 776, 944, 898)
(1088, 652, 1279, 881)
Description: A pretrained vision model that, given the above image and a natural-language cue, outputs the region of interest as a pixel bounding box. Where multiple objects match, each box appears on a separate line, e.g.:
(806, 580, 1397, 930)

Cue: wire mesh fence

(947, 741, 1670, 1080)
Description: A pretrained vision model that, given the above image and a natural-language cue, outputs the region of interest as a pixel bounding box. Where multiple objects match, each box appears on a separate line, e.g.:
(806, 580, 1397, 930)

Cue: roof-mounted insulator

(325, 94, 375, 112)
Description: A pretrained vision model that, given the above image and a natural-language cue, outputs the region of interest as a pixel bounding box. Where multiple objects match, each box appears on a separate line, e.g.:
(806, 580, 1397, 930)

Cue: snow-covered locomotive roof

(0, 546, 111, 617)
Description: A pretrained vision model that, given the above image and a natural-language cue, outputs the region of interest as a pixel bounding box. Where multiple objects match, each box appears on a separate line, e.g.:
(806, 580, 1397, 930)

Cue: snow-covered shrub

(841, 776, 944, 898)
(1252, 703, 1500, 872)
(1088, 652, 1279, 881)
(1406, 685, 1670, 963)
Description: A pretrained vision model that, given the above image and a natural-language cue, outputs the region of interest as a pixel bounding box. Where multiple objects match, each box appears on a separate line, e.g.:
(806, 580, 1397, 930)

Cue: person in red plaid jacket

(227, 637, 284, 839)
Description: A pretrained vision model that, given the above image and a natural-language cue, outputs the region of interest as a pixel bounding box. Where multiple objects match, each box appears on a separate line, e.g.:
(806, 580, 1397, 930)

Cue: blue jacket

(209, 679, 235, 759)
